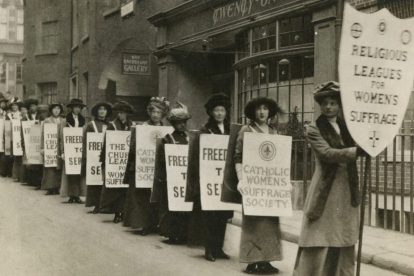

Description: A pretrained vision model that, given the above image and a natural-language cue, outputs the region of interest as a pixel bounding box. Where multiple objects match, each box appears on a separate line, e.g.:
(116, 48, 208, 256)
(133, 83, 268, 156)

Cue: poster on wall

(165, 144, 193, 212)
(86, 132, 104, 186)
(63, 127, 83, 175)
(135, 125, 173, 188)
(122, 53, 151, 75)
(339, 3, 414, 157)
(238, 132, 293, 217)
(199, 134, 239, 211)
(105, 130, 130, 188)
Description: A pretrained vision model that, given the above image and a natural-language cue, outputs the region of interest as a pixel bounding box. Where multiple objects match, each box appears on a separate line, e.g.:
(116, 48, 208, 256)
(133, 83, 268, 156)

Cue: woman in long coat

(100, 101, 135, 223)
(153, 102, 191, 244)
(293, 81, 364, 276)
(0, 97, 9, 177)
(8, 99, 23, 182)
(123, 97, 169, 235)
(84, 102, 112, 213)
(60, 99, 86, 204)
(234, 97, 283, 274)
(186, 93, 233, 261)
(41, 103, 64, 195)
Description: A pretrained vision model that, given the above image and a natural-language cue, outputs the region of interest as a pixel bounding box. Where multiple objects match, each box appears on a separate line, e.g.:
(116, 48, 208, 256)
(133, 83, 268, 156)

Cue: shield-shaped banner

(339, 3, 414, 157)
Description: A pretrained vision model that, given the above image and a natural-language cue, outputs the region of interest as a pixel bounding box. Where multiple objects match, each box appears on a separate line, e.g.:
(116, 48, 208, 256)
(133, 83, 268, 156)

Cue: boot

(215, 248, 230, 259)
(257, 262, 279, 274)
(244, 263, 258, 274)
(204, 248, 216, 262)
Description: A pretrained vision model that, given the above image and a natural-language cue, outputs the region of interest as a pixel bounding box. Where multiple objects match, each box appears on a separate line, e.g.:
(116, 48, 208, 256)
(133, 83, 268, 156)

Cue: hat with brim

(113, 101, 135, 114)
(167, 101, 191, 122)
(244, 97, 282, 121)
(91, 102, 113, 118)
(204, 93, 231, 114)
(313, 81, 341, 104)
(49, 103, 64, 114)
(7, 98, 24, 109)
(67, 98, 86, 108)
(147, 97, 170, 114)
(37, 104, 49, 113)
(24, 98, 39, 109)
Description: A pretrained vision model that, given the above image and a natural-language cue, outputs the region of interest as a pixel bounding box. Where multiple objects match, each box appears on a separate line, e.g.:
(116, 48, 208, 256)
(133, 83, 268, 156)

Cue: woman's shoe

(215, 248, 230, 259)
(204, 249, 216, 262)
(113, 213, 123, 223)
(68, 197, 75, 203)
(74, 197, 84, 204)
(45, 190, 53, 195)
(257, 262, 279, 274)
(244, 264, 258, 274)
(92, 206, 99, 214)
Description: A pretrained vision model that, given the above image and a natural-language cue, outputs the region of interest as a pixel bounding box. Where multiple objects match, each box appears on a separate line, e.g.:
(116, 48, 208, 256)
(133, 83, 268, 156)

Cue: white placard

(11, 119, 23, 156)
(4, 120, 12, 156)
(199, 134, 239, 211)
(239, 132, 293, 217)
(339, 3, 414, 157)
(135, 125, 173, 188)
(26, 123, 42, 165)
(86, 132, 104, 185)
(0, 119, 4, 152)
(105, 130, 130, 188)
(165, 144, 193, 212)
(63, 127, 83, 175)
(21, 121, 34, 156)
(43, 123, 58, 168)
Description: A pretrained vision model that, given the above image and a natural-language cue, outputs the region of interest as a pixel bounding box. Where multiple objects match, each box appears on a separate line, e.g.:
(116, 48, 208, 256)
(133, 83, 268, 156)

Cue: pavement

(0, 176, 405, 276)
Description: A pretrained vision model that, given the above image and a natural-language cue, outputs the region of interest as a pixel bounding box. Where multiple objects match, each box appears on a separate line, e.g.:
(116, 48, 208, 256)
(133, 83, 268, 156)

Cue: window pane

(17, 25, 23, 41)
(280, 19, 290, 33)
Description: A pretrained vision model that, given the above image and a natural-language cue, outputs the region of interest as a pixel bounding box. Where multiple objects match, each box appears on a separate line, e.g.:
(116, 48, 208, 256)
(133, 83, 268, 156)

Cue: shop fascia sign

(212, 0, 280, 26)
(120, 0, 134, 18)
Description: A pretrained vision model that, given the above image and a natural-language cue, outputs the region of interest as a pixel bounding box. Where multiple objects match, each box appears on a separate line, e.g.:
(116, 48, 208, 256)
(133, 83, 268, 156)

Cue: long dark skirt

(158, 180, 190, 240)
(239, 215, 283, 263)
(41, 167, 62, 190)
(293, 246, 355, 276)
(61, 173, 85, 197)
(1, 155, 13, 177)
(123, 172, 159, 229)
(12, 156, 23, 180)
(85, 186, 103, 207)
(193, 200, 232, 250)
(26, 165, 43, 187)
(99, 185, 127, 213)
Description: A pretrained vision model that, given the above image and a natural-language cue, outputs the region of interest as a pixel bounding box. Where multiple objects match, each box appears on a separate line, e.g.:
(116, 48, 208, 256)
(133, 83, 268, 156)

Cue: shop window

(237, 55, 314, 125)
(41, 21, 58, 53)
(16, 64, 22, 82)
(279, 14, 313, 48)
(252, 22, 276, 54)
(38, 82, 57, 104)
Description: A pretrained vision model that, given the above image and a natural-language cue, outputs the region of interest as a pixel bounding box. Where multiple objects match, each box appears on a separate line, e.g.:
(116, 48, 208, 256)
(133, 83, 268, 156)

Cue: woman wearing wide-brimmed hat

(152, 102, 192, 244)
(185, 93, 234, 261)
(99, 101, 135, 223)
(233, 97, 283, 274)
(123, 97, 170, 234)
(293, 81, 365, 276)
(60, 98, 87, 204)
(41, 103, 65, 195)
(84, 102, 112, 214)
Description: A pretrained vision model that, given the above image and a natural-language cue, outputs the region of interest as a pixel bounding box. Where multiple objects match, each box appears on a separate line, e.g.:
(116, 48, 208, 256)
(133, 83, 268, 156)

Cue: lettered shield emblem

(339, 3, 414, 157)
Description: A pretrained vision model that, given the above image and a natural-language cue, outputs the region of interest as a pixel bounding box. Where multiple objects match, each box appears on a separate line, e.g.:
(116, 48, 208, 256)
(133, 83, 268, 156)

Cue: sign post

(339, 4, 414, 275)
(199, 134, 239, 211)
(238, 132, 293, 217)
(104, 130, 130, 188)
(164, 144, 193, 212)
(135, 125, 173, 188)
(63, 127, 83, 175)
(86, 132, 104, 185)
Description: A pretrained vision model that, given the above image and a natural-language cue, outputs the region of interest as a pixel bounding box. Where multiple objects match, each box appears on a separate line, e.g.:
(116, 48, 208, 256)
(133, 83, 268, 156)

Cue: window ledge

(81, 35, 89, 44)
(103, 6, 120, 18)
(34, 51, 58, 57)
(71, 44, 79, 52)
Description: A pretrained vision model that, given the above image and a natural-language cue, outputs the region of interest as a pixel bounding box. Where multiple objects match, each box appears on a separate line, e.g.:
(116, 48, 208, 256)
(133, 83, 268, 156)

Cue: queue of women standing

(0, 80, 365, 275)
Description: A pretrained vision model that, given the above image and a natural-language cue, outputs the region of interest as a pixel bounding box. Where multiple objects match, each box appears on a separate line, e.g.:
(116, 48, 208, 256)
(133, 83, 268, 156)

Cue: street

(0, 176, 401, 276)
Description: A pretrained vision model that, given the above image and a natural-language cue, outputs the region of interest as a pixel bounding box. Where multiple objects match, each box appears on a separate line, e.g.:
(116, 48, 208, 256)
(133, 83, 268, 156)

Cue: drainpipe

(335, 0, 345, 81)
